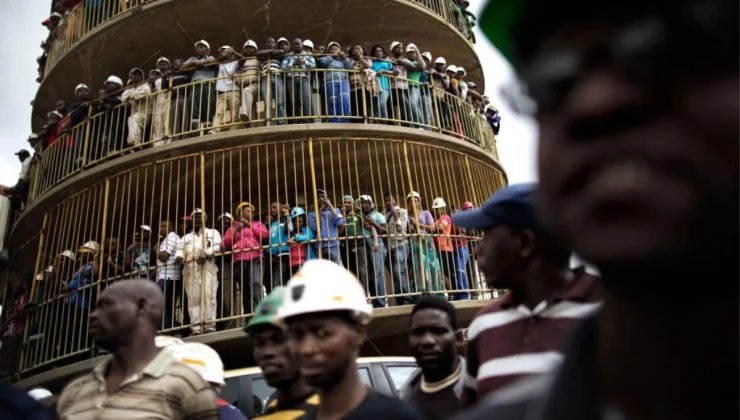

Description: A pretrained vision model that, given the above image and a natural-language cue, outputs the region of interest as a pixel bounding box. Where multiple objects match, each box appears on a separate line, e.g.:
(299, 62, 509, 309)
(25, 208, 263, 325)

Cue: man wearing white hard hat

(58, 280, 219, 419)
(209, 46, 242, 134)
(169, 342, 247, 419)
(418, 52, 434, 128)
(431, 57, 453, 130)
(431, 197, 469, 300)
(454, 67, 468, 101)
(282, 37, 316, 124)
(279, 260, 424, 419)
(35, 249, 75, 302)
(389, 41, 414, 126)
(405, 43, 427, 128)
(121, 67, 152, 147)
(237, 40, 261, 123)
(124, 225, 155, 280)
(175, 209, 222, 335)
(180, 40, 217, 135)
(258, 37, 287, 124)
(62, 240, 101, 352)
(67, 83, 92, 128)
(150, 57, 172, 145)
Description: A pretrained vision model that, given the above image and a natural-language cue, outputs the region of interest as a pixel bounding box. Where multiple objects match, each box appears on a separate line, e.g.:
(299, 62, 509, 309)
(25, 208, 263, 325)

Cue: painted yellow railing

(43, 0, 475, 76)
(8, 137, 505, 376)
(28, 67, 497, 203)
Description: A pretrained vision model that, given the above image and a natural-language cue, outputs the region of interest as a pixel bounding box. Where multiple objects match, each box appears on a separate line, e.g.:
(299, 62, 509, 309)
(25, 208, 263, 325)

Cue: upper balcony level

(34, 0, 481, 131)
(27, 67, 499, 207)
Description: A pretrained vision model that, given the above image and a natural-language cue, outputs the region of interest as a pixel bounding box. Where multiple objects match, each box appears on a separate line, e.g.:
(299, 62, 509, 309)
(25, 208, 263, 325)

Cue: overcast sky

(0, 0, 538, 187)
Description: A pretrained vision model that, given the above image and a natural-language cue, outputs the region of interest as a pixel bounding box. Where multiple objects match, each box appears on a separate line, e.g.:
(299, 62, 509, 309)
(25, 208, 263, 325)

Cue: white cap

(106, 75, 123, 86)
(445, 65, 458, 73)
(456, 67, 466, 75)
(277, 260, 373, 325)
(155, 335, 184, 348)
(218, 212, 234, 222)
(194, 39, 210, 50)
(406, 191, 421, 200)
(156, 57, 171, 66)
(390, 41, 403, 51)
(405, 43, 418, 52)
(75, 83, 89, 94)
(355, 194, 374, 209)
(435, 57, 447, 65)
(276, 37, 289, 46)
(421, 52, 432, 62)
(243, 39, 258, 49)
(79, 241, 101, 254)
(219, 45, 233, 52)
(60, 250, 75, 260)
(432, 197, 447, 209)
(169, 342, 225, 386)
(303, 39, 314, 49)
(140, 225, 152, 232)
(28, 388, 52, 401)
(191, 208, 207, 221)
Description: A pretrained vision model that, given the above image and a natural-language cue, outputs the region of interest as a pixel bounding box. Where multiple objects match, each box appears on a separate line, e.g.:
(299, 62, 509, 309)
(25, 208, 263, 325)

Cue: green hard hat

(244, 286, 287, 335)
(479, 0, 525, 65)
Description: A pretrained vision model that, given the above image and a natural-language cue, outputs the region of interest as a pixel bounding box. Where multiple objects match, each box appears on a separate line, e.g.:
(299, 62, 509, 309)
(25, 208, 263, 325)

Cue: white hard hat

(28, 388, 52, 401)
(79, 241, 100, 254)
(243, 39, 258, 49)
(75, 83, 90, 94)
(219, 45, 233, 52)
(191, 208, 207, 219)
(194, 39, 210, 50)
(435, 57, 447, 65)
(421, 52, 432, 62)
(218, 212, 233, 221)
(60, 250, 75, 260)
(140, 225, 152, 232)
(277, 260, 373, 325)
(431, 197, 447, 209)
(106, 75, 123, 86)
(390, 41, 403, 51)
(156, 57, 171, 66)
(355, 194, 374, 210)
(456, 67, 466, 75)
(446, 65, 458, 73)
(303, 39, 314, 49)
(169, 342, 225, 386)
(406, 191, 421, 200)
(276, 37, 289, 46)
(327, 41, 340, 50)
(405, 43, 418, 52)
(155, 335, 184, 348)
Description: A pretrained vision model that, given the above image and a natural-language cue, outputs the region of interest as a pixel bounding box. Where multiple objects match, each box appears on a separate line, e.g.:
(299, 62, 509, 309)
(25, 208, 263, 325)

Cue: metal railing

(14, 137, 505, 375)
(28, 67, 497, 203)
(43, 0, 475, 76)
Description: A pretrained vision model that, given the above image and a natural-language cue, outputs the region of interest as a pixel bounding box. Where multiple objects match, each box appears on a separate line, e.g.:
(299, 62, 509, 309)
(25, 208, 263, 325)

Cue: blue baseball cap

(452, 183, 541, 231)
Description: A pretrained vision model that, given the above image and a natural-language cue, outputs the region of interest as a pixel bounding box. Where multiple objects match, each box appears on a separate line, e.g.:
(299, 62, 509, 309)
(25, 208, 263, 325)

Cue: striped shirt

(259, 392, 320, 420)
(463, 271, 600, 404)
(57, 349, 219, 420)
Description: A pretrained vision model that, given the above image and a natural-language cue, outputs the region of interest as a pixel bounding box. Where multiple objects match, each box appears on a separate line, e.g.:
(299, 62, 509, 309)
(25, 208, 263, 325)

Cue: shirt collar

(500, 269, 597, 311)
(92, 348, 175, 384)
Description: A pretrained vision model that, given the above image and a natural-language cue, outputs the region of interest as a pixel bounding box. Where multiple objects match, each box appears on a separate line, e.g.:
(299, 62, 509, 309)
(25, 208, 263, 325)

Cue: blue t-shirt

(372, 60, 393, 91)
(308, 208, 344, 249)
(131, 246, 152, 277)
(69, 263, 95, 311)
(268, 217, 292, 255)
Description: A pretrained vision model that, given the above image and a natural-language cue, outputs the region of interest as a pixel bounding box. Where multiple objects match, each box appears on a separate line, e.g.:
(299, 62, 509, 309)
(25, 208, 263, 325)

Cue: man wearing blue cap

(456, 0, 737, 419)
(452, 183, 599, 404)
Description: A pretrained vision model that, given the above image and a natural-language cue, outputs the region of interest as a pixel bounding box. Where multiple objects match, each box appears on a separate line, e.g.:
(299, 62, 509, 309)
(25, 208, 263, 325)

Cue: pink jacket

(222, 222, 268, 261)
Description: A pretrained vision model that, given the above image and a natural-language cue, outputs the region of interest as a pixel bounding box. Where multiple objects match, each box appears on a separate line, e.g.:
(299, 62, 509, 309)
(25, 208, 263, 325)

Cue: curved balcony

(27, 68, 499, 205)
(7, 135, 505, 378)
(34, 0, 480, 130)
